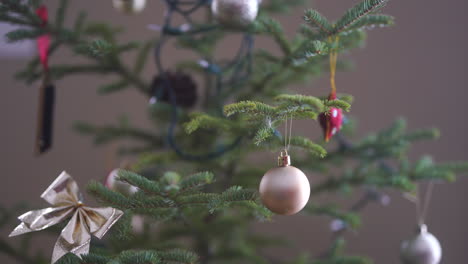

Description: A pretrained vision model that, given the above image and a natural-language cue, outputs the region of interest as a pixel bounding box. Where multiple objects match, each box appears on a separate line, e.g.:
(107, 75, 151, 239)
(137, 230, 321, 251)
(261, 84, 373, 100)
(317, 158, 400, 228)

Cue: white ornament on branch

(211, 0, 259, 28)
(400, 224, 442, 264)
(113, 0, 147, 14)
(259, 148, 310, 215)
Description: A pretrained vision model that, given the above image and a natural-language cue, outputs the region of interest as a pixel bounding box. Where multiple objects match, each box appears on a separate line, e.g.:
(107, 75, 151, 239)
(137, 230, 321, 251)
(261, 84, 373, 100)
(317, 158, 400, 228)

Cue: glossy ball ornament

(211, 0, 259, 28)
(259, 152, 310, 215)
(400, 224, 442, 264)
(113, 0, 146, 14)
(105, 169, 139, 196)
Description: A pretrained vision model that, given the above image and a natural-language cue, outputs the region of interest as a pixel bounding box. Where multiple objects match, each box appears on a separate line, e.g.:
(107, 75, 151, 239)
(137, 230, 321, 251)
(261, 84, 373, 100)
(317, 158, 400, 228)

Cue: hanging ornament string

(415, 181, 436, 226)
(283, 115, 293, 152)
(259, 113, 310, 216)
(34, 5, 55, 155)
(410, 182, 436, 226)
(328, 36, 340, 98)
(319, 36, 344, 142)
(401, 181, 442, 264)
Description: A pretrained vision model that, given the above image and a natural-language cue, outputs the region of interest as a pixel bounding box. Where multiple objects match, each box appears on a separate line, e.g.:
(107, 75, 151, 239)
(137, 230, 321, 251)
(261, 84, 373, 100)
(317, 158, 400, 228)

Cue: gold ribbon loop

(9, 171, 124, 264)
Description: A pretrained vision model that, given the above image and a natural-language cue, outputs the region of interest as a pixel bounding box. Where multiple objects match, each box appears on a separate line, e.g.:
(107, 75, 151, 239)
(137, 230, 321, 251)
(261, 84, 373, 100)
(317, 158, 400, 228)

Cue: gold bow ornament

(9, 171, 124, 263)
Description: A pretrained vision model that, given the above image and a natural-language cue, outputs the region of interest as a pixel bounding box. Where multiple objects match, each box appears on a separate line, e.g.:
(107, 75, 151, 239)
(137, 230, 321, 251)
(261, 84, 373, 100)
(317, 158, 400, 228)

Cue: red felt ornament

(35, 6, 50, 70)
(34, 5, 55, 155)
(319, 92, 343, 142)
(319, 36, 344, 142)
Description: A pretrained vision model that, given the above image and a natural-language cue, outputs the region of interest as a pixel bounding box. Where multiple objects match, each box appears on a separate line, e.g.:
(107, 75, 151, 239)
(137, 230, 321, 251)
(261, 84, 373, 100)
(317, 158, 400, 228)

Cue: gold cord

(328, 36, 340, 96)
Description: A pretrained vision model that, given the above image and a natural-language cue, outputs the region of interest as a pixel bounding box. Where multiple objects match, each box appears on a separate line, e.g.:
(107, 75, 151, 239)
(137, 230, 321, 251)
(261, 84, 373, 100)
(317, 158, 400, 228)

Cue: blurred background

(1, 0, 467, 263)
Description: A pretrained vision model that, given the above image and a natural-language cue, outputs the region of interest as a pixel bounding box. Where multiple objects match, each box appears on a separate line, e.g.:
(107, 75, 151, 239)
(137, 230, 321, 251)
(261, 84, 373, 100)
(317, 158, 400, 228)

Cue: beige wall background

(1, 0, 467, 263)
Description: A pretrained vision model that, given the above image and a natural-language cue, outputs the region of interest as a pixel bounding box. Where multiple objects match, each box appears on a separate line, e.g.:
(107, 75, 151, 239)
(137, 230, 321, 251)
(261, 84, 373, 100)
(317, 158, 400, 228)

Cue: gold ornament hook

(278, 149, 291, 167)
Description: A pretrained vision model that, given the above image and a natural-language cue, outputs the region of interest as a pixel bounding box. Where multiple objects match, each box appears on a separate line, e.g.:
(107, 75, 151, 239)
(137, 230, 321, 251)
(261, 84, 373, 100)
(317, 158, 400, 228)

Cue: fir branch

(1, 0, 150, 93)
(81, 254, 109, 264)
(49, 64, 114, 79)
(5, 28, 44, 42)
(110, 250, 161, 264)
(75, 39, 115, 58)
(55, 254, 82, 264)
(324, 99, 351, 112)
(304, 9, 333, 35)
(118, 170, 162, 195)
(251, 16, 292, 55)
(179, 172, 215, 191)
(403, 128, 440, 141)
(263, 0, 305, 14)
(55, 0, 69, 29)
(334, 0, 389, 34)
(289, 136, 327, 158)
(275, 94, 324, 112)
(98, 80, 130, 94)
(74, 121, 163, 146)
(0, 239, 37, 264)
(210, 186, 258, 207)
(158, 249, 199, 264)
(253, 125, 275, 145)
(134, 39, 156, 75)
(177, 193, 218, 206)
(337, 94, 355, 104)
(131, 152, 180, 171)
(73, 11, 87, 35)
(434, 161, 468, 172)
(224, 101, 276, 117)
(184, 113, 239, 134)
(311, 171, 414, 195)
(87, 181, 133, 207)
(348, 14, 395, 30)
(313, 256, 371, 264)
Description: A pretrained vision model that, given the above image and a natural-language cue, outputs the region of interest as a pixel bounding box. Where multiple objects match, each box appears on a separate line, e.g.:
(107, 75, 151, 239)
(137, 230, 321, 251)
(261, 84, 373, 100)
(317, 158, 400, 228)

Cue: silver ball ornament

(400, 224, 442, 264)
(113, 0, 147, 14)
(259, 153, 310, 215)
(211, 0, 259, 28)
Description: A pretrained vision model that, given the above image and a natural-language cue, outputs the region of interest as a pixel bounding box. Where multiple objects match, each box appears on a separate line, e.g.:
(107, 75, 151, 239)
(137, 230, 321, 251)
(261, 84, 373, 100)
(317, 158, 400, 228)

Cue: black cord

(153, 0, 253, 161)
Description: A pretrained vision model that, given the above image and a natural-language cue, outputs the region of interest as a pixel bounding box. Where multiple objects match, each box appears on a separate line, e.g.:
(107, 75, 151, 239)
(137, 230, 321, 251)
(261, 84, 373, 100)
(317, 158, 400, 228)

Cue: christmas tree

(1, 0, 467, 263)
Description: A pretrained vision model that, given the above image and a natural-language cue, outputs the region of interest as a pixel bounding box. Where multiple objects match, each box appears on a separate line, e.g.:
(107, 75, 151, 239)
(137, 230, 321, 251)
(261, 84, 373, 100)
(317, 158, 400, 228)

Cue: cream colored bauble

(400, 224, 442, 264)
(105, 169, 139, 195)
(211, 0, 258, 28)
(113, 0, 146, 14)
(259, 152, 310, 215)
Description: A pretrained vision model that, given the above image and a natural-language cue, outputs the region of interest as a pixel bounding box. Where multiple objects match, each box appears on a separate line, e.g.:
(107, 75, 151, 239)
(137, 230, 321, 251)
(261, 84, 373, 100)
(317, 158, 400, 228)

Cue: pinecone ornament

(150, 71, 198, 108)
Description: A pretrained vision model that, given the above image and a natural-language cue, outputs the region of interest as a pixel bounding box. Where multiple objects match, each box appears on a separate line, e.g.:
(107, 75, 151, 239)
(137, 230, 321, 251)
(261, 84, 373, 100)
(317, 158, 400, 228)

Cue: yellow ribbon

(328, 36, 340, 96)
(9, 171, 124, 263)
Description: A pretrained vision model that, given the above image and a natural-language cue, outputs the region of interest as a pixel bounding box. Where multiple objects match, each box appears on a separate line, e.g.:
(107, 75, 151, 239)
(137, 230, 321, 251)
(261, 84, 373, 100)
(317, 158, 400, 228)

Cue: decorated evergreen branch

(1, 0, 468, 264)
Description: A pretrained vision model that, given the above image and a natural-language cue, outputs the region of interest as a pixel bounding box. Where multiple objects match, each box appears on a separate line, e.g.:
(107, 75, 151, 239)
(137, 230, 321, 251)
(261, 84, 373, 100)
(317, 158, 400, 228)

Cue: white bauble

(259, 165, 310, 215)
(113, 0, 146, 14)
(105, 169, 139, 195)
(211, 0, 258, 28)
(400, 225, 442, 264)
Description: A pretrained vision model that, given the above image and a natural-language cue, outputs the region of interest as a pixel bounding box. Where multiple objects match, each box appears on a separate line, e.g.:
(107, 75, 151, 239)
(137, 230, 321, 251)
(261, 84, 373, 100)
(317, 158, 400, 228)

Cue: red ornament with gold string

(319, 37, 344, 142)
